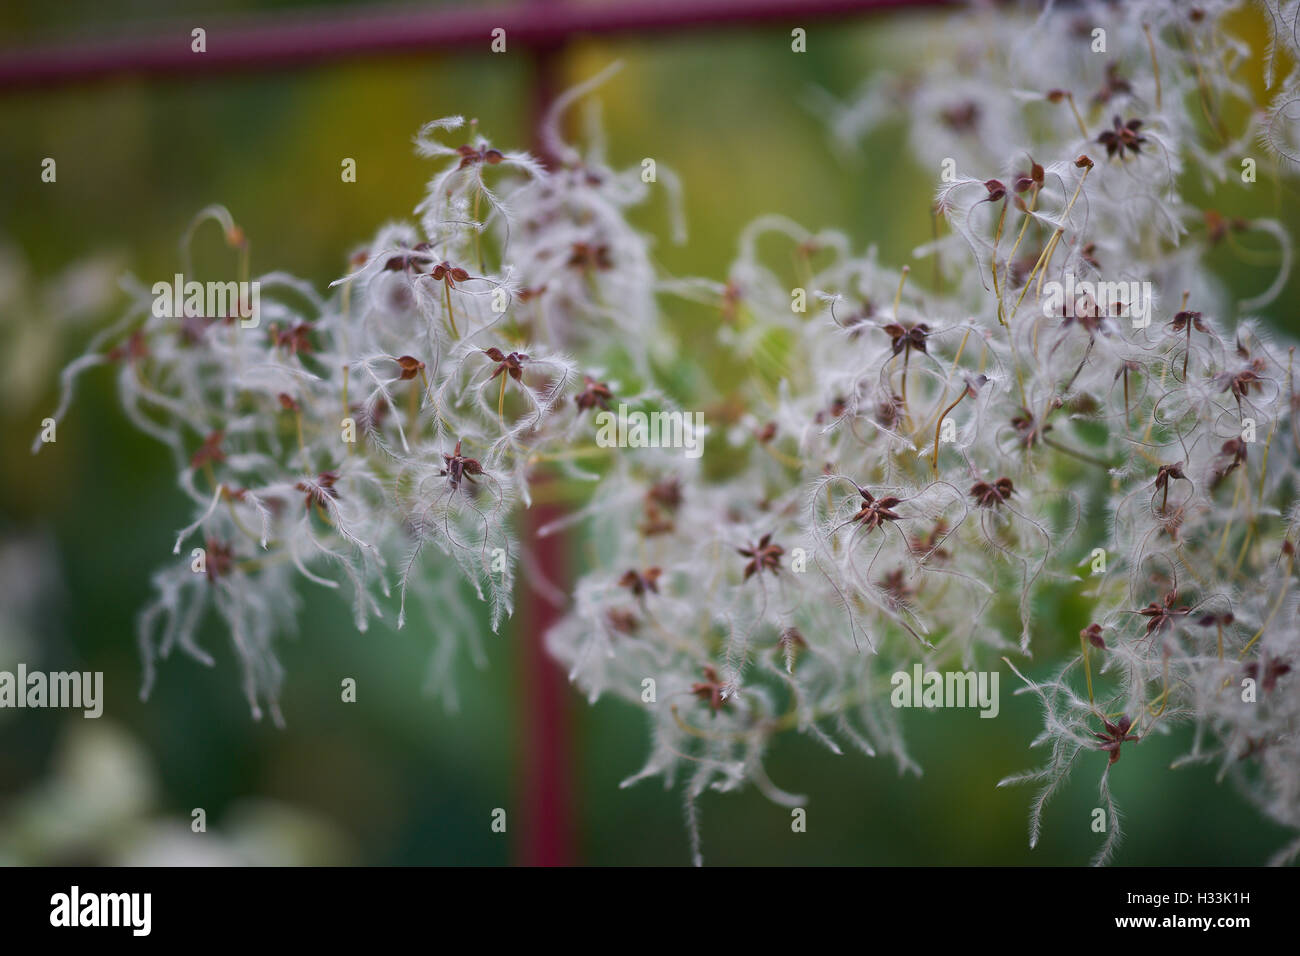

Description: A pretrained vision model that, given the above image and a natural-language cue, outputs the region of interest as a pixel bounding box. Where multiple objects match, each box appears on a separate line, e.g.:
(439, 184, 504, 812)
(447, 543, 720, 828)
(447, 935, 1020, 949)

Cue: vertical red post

(517, 496, 575, 866)
(515, 17, 576, 867)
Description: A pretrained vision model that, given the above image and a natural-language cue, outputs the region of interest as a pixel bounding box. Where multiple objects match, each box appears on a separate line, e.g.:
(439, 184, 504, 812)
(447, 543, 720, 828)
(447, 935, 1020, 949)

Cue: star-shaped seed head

(1097, 115, 1146, 159)
(737, 534, 784, 581)
(691, 666, 728, 714)
(882, 321, 930, 357)
(456, 143, 504, 170)
(970, 477, 1014, 508)
(575, 375, 614, 412)
(440, 440, 484, 489)
(484, 347, 529, 381)
(1137, 589, 1190, 636)
(618, 567, 662, 598)
(296, 471, 340, 512)
(1093, 714, 1139, 764)
(851, 487, 903, 534)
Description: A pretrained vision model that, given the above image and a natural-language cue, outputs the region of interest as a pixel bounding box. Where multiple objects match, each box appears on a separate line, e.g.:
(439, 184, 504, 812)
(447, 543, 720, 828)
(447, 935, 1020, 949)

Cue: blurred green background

(1, 0, 1298, 865)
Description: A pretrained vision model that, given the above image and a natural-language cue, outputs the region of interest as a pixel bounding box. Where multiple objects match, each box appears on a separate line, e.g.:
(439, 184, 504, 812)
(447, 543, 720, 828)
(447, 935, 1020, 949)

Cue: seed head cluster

(37, 3, 1300, 865)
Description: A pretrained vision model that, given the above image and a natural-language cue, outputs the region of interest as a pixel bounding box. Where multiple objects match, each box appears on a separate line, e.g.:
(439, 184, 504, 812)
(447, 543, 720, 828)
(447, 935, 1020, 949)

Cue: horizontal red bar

(0, 0, 953, 90)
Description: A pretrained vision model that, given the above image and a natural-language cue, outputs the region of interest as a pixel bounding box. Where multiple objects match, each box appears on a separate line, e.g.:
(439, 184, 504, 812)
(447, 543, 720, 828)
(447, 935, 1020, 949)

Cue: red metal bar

(517, 502, 576, 866)
(516, 12, 577, 867)
(0, 0, 953, 90)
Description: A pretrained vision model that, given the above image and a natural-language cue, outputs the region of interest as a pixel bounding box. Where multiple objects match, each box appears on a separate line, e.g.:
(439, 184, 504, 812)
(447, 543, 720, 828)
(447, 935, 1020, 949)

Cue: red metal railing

(0, 0, 949, 89)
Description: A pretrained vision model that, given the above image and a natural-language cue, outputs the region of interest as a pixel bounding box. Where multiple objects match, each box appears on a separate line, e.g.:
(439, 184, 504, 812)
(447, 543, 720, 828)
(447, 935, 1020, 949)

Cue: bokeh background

(2, 0, 1298, 865)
